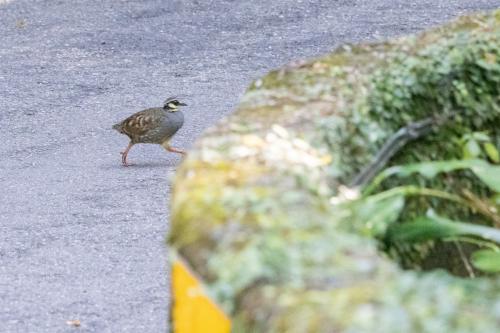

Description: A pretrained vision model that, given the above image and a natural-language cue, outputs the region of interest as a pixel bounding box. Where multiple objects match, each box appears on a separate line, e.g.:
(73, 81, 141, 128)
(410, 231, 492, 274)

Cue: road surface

(1, 0, 498, 332)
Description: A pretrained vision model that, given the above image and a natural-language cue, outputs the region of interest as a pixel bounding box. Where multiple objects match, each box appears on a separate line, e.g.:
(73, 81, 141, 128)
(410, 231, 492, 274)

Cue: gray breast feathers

(160, 111, 184, 140)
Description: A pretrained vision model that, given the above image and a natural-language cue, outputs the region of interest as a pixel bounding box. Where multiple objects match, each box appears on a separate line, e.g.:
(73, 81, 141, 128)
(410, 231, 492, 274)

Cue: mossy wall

(169, 10, 500, 332)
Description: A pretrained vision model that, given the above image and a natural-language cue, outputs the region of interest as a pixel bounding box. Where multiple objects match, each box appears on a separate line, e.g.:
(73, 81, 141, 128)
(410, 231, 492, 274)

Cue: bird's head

(163, 97, 187, 112)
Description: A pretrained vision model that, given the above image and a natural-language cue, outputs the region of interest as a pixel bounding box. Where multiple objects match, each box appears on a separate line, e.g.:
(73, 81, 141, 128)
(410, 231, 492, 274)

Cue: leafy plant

(356, 157, 500, 275)
(460, 132, 500, 162)
(471, 250, 500, 273)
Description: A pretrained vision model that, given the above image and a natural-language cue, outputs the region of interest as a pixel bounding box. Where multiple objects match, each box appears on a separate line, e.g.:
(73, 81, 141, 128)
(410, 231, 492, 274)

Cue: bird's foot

(119, 142, 135, 167)
(121, 154, 132, 167)
(167, 146, 186, 155)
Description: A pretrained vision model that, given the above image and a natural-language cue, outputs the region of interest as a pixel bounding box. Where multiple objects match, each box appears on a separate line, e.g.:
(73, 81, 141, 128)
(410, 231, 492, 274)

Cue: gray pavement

(0, 0, 498, 332)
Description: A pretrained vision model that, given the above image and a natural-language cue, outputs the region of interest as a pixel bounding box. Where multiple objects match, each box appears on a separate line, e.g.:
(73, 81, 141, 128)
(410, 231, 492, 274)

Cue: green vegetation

(169, 10, 500, 332)
(361, 158, 500, 273)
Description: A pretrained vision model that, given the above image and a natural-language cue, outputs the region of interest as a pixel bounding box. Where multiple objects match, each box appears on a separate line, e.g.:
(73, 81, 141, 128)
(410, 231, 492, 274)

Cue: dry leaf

(66, 319, 81, 327)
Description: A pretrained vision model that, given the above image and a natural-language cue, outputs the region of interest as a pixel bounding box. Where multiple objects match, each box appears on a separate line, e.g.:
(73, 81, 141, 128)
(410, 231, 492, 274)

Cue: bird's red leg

(166, 146, 186, 155)
(120, 142, 134, 166)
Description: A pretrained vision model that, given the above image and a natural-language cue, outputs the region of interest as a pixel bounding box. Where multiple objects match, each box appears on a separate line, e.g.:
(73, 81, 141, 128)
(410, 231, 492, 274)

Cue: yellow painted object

(172, 257, 231, 333)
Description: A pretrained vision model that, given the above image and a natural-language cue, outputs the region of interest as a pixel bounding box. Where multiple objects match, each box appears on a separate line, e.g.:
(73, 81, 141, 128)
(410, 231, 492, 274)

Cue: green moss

(317, 14, 500, 271)
(169, 10, 500, 332)
(169, 159, 266, 247)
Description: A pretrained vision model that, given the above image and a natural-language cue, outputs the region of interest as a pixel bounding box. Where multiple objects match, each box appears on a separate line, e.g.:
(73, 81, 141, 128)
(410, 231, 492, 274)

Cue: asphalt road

(1, 0, 498, 332)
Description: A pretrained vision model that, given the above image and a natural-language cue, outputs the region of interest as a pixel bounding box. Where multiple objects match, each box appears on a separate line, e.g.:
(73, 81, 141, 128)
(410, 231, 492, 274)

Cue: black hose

(349, 115, 450, 188)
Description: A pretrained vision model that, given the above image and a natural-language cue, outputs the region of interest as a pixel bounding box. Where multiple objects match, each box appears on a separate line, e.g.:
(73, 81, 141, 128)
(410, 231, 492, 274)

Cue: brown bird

(112, 97, 187, 166)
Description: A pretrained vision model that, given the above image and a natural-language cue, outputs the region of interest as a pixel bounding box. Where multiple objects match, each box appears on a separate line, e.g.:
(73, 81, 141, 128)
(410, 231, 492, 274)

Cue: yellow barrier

(172, 257, 231, 333)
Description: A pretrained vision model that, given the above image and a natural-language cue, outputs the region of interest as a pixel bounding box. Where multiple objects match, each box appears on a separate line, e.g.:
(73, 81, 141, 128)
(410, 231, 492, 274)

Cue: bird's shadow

(102, 159, 181, 170)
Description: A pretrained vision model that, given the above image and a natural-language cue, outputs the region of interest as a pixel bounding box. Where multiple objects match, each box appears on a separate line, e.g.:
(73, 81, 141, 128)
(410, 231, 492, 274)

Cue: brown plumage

(112, 97, 187, 166)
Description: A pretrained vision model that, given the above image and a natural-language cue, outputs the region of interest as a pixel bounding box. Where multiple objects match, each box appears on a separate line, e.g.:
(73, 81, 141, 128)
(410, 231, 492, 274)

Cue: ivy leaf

(463, 139, 482, 159)
(483, 142, 500, 163)
(471, 131, 491, 142)
(471, 250, 500, 273)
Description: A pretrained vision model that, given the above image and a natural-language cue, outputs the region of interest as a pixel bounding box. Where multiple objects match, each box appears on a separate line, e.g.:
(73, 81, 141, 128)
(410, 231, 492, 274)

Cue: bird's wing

(119, 108, 161, 137)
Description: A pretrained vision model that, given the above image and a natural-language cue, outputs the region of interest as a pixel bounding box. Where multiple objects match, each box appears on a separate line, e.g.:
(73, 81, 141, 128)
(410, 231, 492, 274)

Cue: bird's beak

(179, 102, 187, 106)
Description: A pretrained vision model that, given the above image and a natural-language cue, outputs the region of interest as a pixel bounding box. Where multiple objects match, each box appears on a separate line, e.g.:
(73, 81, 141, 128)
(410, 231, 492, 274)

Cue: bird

(112, 97, 187, 166)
